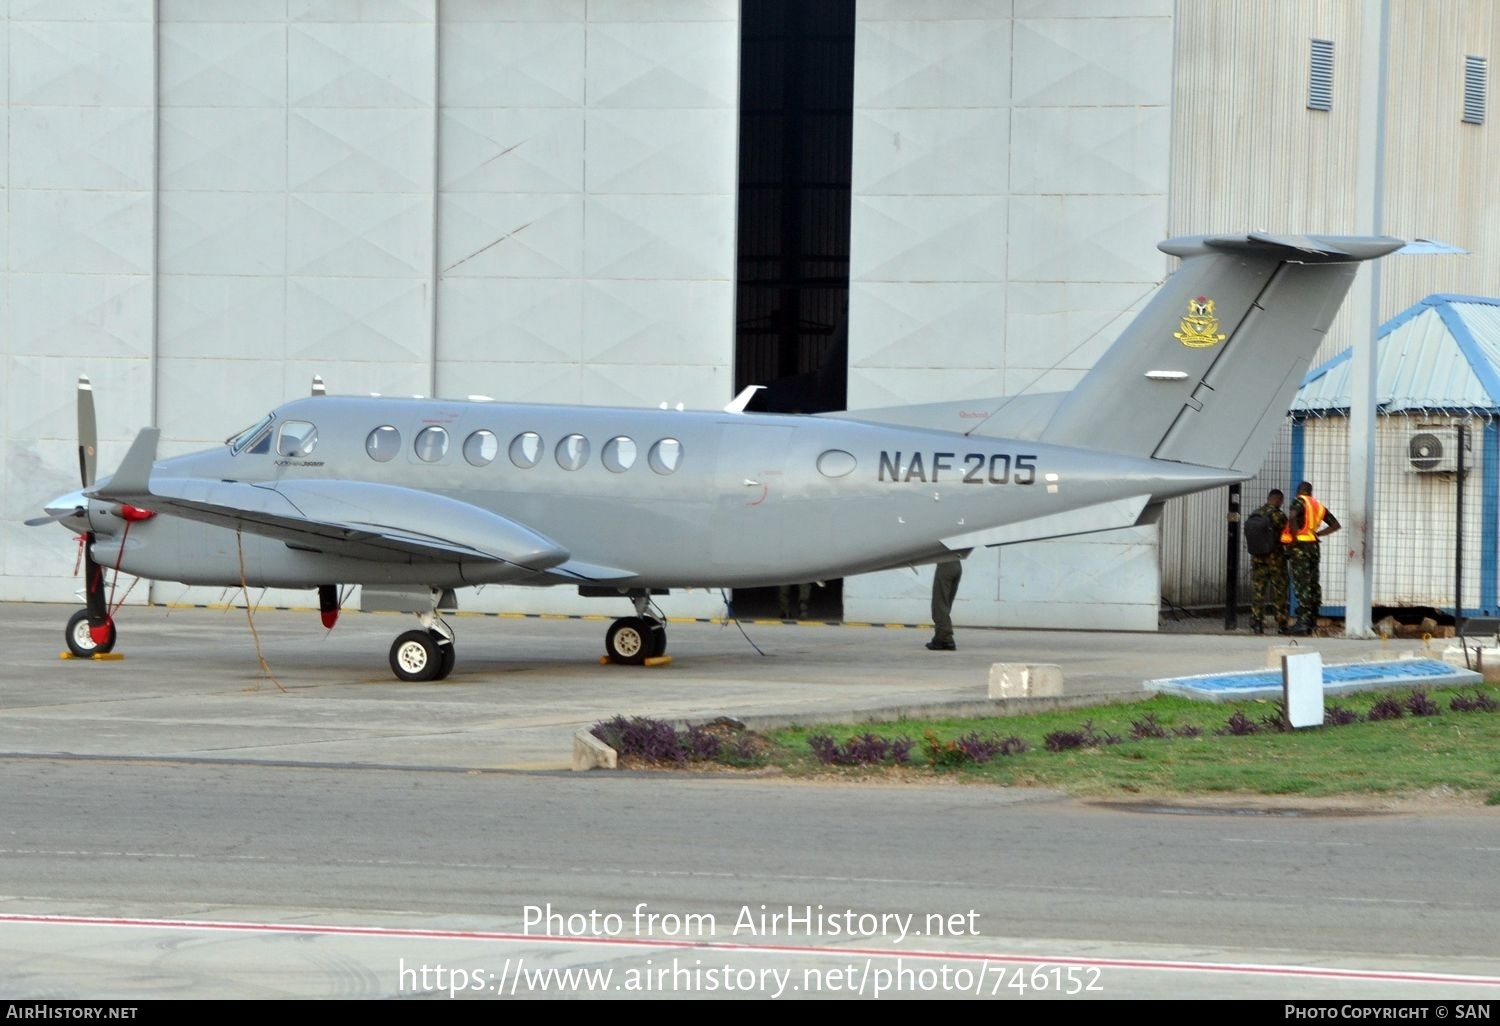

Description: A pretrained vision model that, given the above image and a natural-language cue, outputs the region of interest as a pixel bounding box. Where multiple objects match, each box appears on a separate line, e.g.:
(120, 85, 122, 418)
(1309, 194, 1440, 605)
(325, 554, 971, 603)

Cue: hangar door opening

(732, 0, 854, 621)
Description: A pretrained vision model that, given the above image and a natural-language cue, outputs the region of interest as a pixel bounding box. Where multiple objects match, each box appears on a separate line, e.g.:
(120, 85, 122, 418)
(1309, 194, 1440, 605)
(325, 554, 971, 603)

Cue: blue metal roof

(1293, 294, 1500, 414)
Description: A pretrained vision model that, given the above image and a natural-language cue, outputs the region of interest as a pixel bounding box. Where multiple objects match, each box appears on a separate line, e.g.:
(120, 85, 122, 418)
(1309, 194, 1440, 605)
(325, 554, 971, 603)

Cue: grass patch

(594, 686, 1500, 802)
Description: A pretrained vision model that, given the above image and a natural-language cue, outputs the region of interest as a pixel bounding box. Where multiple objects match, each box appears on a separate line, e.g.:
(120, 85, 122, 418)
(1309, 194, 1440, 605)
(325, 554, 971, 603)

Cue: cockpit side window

(276, 420, 318, 458)
(227, 415, 274, 455)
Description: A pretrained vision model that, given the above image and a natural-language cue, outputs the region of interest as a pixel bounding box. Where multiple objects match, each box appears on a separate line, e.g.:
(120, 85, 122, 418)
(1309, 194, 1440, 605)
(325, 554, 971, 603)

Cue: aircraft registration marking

(877, 451, 1038, 485)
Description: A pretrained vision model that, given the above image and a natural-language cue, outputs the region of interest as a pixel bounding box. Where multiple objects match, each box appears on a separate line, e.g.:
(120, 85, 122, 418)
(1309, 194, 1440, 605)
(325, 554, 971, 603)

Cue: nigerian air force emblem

(1174, 295, 1227, 348)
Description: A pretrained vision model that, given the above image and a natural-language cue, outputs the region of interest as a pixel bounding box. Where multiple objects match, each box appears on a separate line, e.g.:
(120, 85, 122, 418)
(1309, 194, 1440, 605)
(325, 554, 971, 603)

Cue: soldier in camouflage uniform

(1281, 480, 1342, 635)
(1248, 488, 1290, 634)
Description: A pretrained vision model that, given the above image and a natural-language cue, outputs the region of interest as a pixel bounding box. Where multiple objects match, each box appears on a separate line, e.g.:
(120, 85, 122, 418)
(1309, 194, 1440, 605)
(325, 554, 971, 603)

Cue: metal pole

(1225, 483, 1241, 630)
(1457, 423, 1467, 631)
(1346, 0, 1390, 638)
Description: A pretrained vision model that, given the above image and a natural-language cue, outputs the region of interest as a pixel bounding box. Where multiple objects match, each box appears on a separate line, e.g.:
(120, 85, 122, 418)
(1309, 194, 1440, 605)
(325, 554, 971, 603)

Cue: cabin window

(649, 438, 682, 475)
(510, 431, 543, 468)
(601, 436, 637, 473)
(463, 429, 498, 466)
(414, 426, 449, 462)
(366, 425, 401, 462)
(276, 420, 318, 458)
(556, 433, 590, 471)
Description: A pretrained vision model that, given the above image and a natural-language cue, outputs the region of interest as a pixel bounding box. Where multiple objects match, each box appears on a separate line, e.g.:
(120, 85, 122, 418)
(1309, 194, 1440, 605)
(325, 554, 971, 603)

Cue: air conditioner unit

(1407, 427, 1466, 473)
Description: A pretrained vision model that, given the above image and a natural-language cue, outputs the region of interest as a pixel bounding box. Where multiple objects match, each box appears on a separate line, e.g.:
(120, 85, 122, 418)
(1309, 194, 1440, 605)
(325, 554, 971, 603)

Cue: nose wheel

(65, 608, 116, 658)
(389, 629, 456, 682)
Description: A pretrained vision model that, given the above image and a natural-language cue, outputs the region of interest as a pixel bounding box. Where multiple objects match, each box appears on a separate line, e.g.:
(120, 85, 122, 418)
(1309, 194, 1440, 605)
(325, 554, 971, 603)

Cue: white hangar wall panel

(842, 0, 1174, 631)
(434, 0, 738, 415)
(1, 1, 157, 603)
(438, 0, 739, 618)
(2, 0, 739, 621)
(158, 1, 437, 449)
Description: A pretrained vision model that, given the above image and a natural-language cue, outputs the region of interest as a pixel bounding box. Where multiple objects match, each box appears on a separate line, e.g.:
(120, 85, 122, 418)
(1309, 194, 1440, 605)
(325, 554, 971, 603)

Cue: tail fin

(1037, 233, 1403, 473)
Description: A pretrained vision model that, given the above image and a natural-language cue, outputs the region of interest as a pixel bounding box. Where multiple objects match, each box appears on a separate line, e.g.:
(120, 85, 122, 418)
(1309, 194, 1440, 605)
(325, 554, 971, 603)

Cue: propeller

(78, 374, 97, 490)
(70, 376, 115, 646)
(26, 377, 115, 650)
(23, 376, 96, 528)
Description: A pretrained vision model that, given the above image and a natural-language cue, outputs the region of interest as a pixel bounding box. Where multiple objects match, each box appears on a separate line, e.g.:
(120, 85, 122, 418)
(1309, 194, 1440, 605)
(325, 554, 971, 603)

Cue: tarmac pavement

(0, 601, 1426, 771)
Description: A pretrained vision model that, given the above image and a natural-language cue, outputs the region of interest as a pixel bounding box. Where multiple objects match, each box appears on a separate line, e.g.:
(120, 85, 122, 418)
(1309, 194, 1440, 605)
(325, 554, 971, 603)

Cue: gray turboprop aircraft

(32, 233, 1403, 680)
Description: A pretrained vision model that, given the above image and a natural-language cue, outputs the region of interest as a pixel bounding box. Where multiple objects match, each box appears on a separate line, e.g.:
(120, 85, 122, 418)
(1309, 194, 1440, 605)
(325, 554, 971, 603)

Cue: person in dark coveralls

(1248, 488, 1291, 635)
(926, 559, 962, 650)
(1281, 480, 1341, 635)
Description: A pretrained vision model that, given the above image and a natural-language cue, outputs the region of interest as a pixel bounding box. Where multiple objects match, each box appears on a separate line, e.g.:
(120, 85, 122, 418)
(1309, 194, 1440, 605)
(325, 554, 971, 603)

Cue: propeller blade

(77, 375, 97, 489)
(25, 508, 84, 527)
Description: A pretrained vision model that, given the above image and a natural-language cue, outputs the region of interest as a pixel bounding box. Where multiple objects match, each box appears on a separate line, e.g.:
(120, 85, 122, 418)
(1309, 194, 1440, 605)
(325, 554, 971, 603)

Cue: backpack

(1244, 509, 1276, 556)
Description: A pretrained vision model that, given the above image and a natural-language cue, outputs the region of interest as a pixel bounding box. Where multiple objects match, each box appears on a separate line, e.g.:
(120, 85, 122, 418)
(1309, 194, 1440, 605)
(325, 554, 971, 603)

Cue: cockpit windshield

(226, 414, 274, 455)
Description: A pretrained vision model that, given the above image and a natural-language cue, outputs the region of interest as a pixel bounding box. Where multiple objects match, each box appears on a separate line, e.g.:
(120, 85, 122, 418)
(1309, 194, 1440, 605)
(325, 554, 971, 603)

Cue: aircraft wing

(91, 429, 569, 572)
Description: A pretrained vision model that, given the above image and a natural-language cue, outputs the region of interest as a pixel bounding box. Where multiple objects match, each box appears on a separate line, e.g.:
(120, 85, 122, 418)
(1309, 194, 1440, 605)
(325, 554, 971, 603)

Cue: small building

(1287, 294, 1500, 618)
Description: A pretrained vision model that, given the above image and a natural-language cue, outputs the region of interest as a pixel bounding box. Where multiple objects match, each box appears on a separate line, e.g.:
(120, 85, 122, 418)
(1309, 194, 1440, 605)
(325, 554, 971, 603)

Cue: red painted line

(1, 913, 1496, 987)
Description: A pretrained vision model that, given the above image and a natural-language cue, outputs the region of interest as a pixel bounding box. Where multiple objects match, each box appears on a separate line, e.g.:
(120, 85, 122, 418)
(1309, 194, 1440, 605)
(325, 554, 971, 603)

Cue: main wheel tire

(433, 635, 456, 680)
(65, 608, 115, 657)
(643, 616, 667, 658)
(605, 617, 650, 665)
(390, 629, 440, 682)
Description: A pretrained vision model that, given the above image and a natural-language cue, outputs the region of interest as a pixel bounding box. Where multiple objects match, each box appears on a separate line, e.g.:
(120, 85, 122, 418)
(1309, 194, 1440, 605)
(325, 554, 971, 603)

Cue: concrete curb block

(727, 692, 1150, 732)
(572, 729, 617, 771)
(988, 663, 1064, 699)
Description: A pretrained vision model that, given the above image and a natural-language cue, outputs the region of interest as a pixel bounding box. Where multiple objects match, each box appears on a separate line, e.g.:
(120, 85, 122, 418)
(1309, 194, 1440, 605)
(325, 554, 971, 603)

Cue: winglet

(724, 385, 765, 413)
(91, 427, 160, 501)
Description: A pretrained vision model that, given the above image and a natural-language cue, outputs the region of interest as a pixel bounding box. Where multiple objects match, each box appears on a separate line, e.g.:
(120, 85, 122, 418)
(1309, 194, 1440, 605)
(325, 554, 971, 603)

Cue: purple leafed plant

(1450, 689, 1500, 712)
(1366, 695, 1406, 722)
(1260, 703, 1292, 732)
(683, 724, 724, 761)
(953, 732, 1003, 763)
(998, 735, 1029, 756)
(808, 732, 912, 766)
(590, 715, 721, 764)
(1403, 690, 1441, 717)
(1043, 720, 1120, 752)
(1130, 713, 1168, 740)
(1173, 724, 1204, 738)
(922, 731, 1023, 766)
(1215, 710, 1259, 736)
(1324, 704, 1361, 726)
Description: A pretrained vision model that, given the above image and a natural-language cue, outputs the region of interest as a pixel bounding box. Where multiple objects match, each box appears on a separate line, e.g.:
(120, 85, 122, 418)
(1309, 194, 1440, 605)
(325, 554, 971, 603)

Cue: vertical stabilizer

(1038, 234, 1403, 473)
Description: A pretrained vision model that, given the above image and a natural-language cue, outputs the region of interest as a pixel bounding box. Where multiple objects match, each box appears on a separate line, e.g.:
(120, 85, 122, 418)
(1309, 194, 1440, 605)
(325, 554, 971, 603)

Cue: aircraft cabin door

(712, 422, 794, 568)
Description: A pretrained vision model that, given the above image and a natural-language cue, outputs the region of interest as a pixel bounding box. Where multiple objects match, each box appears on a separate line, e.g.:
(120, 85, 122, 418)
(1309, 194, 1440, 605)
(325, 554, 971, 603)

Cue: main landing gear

(388, 610, 456, 682)
(389, 628, 456, 682)
(603, 591, 667, 665)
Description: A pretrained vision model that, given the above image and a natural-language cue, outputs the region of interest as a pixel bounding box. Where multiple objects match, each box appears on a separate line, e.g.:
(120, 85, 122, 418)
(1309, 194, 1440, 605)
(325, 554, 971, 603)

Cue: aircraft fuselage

(84, 394, 1235, 592)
